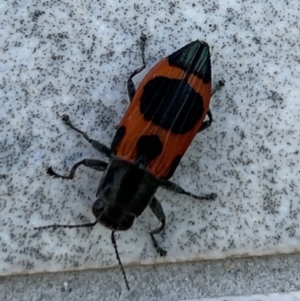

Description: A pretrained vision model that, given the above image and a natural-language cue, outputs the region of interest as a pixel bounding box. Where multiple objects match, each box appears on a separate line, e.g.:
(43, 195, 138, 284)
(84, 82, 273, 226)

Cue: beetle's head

(92, 187, 135, 231)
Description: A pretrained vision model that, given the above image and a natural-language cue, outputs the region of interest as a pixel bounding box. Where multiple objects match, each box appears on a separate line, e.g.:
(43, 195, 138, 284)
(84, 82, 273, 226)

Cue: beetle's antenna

(34, 220, 98, 230)
(111, 231, 130, 291)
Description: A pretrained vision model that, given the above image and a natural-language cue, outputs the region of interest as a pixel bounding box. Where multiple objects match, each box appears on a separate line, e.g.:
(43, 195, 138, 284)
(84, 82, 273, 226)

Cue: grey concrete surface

(1, 253, 300, 301)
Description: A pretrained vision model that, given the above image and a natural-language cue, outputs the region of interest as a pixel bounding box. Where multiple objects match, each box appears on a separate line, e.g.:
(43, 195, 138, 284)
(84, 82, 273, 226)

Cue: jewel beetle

(36, 35, 221, 290)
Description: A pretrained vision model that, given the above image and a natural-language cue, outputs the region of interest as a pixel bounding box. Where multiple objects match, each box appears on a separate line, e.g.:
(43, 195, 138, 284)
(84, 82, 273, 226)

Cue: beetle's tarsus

(127, 34, 148, 102)
(139, 33, 147, 65)
(208, 193, 217, 200)
(47, 166, 55, 176)
(189, 191, 217, 201)
(211, 79, 225, 96)
(149, 197, 167, 256)
(61, 114, 71, 124)
(159, 179, 216, 201)
(61, 114, 84, 135)
(46, 166, 66, 179)
(47, 166, 70, 180)
(198, 109, 213, 132)
(151, 234, 167, 257)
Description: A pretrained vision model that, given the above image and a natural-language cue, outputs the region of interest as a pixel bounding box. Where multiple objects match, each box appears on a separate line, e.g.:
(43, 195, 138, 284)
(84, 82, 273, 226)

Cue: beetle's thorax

(92, 159, 159, 231)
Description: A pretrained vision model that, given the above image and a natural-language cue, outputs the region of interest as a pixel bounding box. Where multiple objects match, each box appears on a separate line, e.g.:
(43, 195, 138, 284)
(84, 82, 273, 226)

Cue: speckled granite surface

(1, 0, 300, 284)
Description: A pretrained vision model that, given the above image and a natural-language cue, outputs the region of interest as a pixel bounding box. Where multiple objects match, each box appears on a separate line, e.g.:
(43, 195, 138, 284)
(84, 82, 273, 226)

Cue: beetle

(36, 35, 221, 290)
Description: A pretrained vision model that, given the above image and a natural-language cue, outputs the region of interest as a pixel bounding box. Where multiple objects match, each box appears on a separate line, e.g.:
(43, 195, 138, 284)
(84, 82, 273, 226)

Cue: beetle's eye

(104, 186, 111, 197)
(92, 186, 112, 218)
(92, 199, 104, 218)
(118, 215, 134, 230)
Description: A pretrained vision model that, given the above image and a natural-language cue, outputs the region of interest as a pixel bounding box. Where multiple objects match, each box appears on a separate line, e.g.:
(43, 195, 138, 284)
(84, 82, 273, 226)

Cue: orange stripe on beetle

(112, 41, 212, 179)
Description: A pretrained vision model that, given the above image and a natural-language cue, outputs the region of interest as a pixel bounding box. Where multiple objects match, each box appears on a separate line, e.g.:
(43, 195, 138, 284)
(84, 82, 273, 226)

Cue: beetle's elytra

(36, 35, 221, 290)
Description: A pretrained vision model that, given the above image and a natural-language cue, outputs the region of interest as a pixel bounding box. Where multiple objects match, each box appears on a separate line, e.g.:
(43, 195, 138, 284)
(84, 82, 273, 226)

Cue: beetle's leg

(127, 33, 147, 102)
(159, 180, 217, 201)
(198, 109, 213, 132)
(127, 65, 146, 102)
(198, 79, 226, 133)
(149, 197, 167, 257)
(47, 159, 108, 180)
(61, 114, 111, 157)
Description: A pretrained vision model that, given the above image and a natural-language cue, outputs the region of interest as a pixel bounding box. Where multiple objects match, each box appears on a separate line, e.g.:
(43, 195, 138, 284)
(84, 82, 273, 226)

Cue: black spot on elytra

(111, 126, 126, 153)
(168, 41, 211, 84)
(140, 77, 204, 134)
(136, 135, 163, 165)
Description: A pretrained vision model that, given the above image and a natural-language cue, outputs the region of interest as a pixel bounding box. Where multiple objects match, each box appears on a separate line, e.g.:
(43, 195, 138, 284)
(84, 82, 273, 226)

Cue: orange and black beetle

(36, 35, 218, 290)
